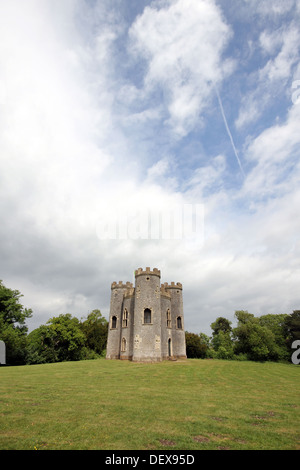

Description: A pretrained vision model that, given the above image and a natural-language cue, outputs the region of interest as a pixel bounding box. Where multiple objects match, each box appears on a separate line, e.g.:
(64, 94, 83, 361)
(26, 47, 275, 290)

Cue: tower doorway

(168, 338, 172, 357)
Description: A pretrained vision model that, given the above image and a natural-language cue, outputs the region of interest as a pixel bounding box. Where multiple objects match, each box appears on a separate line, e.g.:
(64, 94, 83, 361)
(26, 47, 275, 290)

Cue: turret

(164, 282, 186, 359)
(106, 281, 128, 359)
(132, 267, 162, 362)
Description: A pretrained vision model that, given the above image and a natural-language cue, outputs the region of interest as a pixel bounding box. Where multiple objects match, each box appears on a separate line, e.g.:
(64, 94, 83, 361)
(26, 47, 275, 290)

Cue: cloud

(242, 101, 300, 199)
(235, 20, 300, 129)
(259, 26, 300, 82)
(251, 0, 296, 17)
(128, 0, 234, 137)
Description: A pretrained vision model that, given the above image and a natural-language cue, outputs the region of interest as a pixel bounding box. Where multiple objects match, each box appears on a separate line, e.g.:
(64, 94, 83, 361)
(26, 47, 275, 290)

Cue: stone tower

(106, 267, 186, 362)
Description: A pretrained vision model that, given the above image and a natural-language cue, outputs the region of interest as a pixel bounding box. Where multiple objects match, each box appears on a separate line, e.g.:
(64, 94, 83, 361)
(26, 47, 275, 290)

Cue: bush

(216, 346, 234, 360)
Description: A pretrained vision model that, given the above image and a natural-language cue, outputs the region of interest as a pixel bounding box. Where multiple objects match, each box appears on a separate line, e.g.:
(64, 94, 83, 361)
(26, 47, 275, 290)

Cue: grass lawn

(0, 358, 299, 450)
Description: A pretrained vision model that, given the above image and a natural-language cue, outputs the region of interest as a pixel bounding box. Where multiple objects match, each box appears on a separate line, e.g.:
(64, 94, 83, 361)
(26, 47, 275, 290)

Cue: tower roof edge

(135, 267, 161, 277)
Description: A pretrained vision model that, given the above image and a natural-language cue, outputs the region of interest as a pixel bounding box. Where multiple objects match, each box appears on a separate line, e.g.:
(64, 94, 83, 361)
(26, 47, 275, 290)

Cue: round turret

(106, 281, 128, 359)
(132, 267, 162, 362)
(164, 281, 186, 359)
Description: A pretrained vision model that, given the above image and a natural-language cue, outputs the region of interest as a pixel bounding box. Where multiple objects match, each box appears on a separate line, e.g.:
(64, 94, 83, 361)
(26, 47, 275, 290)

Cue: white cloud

(242, 101, 300, 199)
(184, 154, 226, 198)
(254, 0, 296, 17)
(259, 29, 284, 56)
(260, 27, 300, 82)
(128, 0, 234, 137)
(236, 21, 300, 129)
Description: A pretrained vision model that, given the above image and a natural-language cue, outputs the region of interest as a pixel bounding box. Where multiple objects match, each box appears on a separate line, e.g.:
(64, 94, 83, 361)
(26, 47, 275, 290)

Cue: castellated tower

(106, 268, 186, 362)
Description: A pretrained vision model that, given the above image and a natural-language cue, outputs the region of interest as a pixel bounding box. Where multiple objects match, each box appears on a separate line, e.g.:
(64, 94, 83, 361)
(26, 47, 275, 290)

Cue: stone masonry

(106, 267, 186, 362)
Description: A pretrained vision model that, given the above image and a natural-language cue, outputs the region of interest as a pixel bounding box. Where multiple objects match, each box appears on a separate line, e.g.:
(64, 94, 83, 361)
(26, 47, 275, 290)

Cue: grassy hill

(0, 359, 299, 450)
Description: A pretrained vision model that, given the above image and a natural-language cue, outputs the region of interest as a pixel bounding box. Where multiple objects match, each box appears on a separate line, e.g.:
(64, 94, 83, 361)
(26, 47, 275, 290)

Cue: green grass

(0, 359, 299, 450)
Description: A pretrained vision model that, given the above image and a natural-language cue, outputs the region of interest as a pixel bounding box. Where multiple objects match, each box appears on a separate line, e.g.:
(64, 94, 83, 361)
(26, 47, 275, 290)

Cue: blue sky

(0, 0, 300, 334)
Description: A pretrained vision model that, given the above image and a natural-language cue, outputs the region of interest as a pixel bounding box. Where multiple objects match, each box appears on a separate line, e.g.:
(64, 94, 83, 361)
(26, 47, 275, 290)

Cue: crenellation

(135, 267, 161, 278)
(111, 281, 133, 289)
(164, 282, 182, 290)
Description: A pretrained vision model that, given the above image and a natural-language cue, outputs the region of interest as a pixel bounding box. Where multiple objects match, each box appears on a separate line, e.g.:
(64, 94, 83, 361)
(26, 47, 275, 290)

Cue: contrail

(215, 85, 245, 178)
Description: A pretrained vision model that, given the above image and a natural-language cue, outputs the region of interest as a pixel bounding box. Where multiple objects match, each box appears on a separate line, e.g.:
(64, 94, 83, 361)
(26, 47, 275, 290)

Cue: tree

(211, 317, 232, 336)
(211, 330, 234, 359)
(233, 311, 278, 361)
(26, 324, 59, 364)
(27, 314, 86, 363)
(198, 333, 211, 348)
(234, 310, 255, 325)
(80, 309, 108, 356)
(185, 332, 208, 358)
(26, 310, 108, 364)
(210, 317, 234, 359)
(259, 314, 289, 361)
(0, 280, 32, 364)
(46, 314, 86, 362)
(284, 310, 300, 346)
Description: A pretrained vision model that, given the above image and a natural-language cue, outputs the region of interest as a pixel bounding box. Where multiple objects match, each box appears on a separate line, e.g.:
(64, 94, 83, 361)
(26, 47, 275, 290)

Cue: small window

(111, 315, 117, 329)
(166, 309, 171, 328)
(146, 277, 150, 281)
(176, 316, 182, 329)
(144, 308, 152, 324)
(122, 309, 128, 328)
(121, 337, 126, 352)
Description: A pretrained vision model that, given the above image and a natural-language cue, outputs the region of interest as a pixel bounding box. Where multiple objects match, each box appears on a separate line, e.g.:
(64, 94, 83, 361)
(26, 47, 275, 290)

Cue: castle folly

(106, 267, 186, 362)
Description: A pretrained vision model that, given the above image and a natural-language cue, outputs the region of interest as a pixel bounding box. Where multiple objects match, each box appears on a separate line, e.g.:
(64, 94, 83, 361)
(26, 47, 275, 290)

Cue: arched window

(122, 309, 128, 328)
(176, 316, 182, 329)
(166, 309, 171, 328)
(143, 308, 152, 324)
(111, 315, 117, 329)
(121, 337, 126, 352)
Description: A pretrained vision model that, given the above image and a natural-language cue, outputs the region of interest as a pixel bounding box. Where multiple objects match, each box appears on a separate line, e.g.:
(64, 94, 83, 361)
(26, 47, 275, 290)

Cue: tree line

(186, 310, 300, 362)
(0, 280, 299, 365)
(0, 280, 108, 365)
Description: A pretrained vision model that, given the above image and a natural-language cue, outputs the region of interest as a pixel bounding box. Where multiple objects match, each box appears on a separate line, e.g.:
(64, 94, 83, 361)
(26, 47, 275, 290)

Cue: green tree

(284, 310, 300, 346)
(185, 332, 208, 358)
(80, 309, 108, 356)
(233, 311, 278, 361)
(211, 317, 232, 336)
(284, 310, 300, 362)
(211, 330, 234, 359)
(27, 314, 86, 363)
(259, 314, 289, 361)
(26, 324, 59, 364)
(210, 317, 234, 359)
(198, 332, 211, 348)
(46, 314, 86, 362)
(0, 280, 32, 364)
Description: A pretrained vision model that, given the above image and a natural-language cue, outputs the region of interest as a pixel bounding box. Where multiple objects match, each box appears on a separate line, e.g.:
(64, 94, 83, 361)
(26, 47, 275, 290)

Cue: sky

(1, 0, 300, 335)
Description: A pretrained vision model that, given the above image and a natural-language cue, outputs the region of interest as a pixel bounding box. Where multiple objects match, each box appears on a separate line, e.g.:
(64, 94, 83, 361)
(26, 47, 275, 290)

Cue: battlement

(135, 267, 161, 278)
(111, 281, 133, 289)
(160, 285, 171, 298)
(163, 282, 182, 290)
